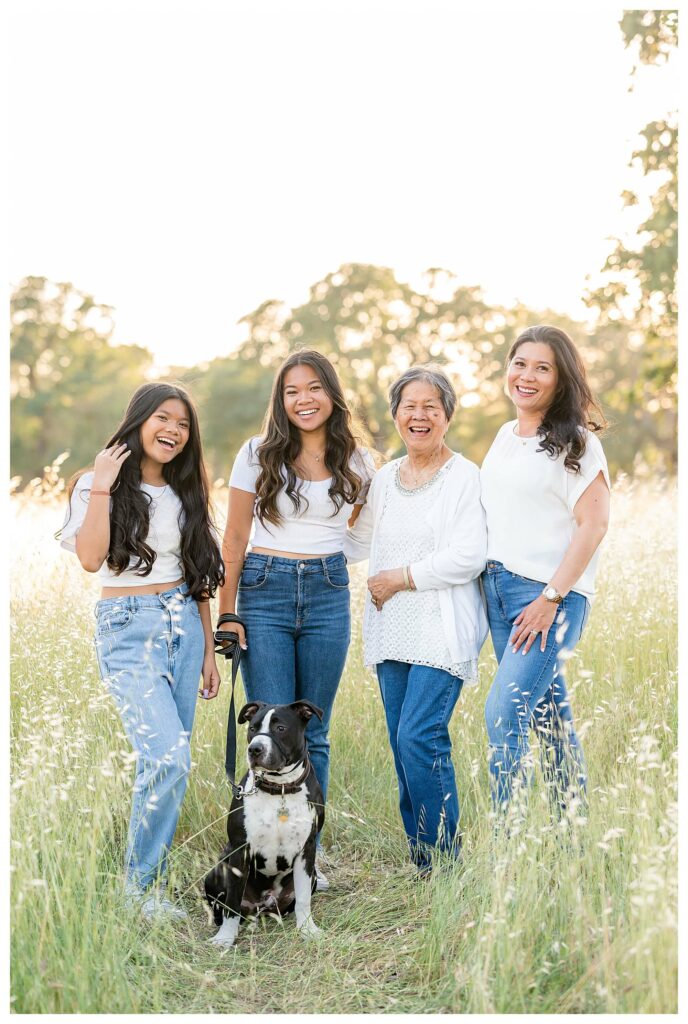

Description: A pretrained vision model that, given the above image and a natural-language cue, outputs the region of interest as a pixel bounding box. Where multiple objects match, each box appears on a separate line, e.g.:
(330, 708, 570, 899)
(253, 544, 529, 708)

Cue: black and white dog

(204, 700, 325, 947)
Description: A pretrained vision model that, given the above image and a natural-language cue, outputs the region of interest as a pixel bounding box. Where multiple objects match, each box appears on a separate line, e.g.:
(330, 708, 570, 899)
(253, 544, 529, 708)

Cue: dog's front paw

(298, 916, 323, 942)
(210, 917, 240, 948)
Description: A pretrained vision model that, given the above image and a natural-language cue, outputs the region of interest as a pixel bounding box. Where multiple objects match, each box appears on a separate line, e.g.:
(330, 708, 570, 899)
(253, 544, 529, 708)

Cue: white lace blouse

(363, 458, 477, 681)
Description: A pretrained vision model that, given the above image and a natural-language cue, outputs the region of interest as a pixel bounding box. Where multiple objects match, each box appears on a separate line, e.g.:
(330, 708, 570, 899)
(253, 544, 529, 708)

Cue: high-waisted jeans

(93, 584, 205, 891)
(236, 552, 351, 805)
(376, 660, 464, 871)
(482, 561, 590, 814)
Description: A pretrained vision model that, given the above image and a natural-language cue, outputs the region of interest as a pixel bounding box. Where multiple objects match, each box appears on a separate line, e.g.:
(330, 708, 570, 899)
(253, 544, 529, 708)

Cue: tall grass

(10, 477, 677, 1013)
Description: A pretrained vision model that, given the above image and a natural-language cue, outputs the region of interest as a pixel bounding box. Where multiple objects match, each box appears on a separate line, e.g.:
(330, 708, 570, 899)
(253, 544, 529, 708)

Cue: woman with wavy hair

(480, 325, 610, 819)
(60, 382, 224, 917)
(218, 349, 374, 889)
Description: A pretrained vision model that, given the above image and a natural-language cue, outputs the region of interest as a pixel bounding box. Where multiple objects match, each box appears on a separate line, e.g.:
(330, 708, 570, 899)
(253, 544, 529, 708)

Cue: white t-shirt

(229, 438, 375, 555)
(480, 421, 610, 600)
(60, 471, 185, 586)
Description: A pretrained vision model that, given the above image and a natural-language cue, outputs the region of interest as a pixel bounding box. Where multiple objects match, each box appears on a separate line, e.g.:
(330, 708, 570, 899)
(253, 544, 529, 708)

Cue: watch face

(545, 587, 557, 600)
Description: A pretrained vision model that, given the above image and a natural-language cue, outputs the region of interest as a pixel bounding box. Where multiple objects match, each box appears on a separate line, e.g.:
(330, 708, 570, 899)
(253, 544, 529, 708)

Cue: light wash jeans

(482, 561, 590, 814)
(236, 552, 351, 805)
(93, 584, 205, 891)
(376, 660, 464, 871)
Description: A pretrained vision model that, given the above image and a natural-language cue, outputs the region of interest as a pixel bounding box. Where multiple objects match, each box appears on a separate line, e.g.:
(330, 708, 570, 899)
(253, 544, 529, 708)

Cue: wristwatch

(542, 585, 564, 604)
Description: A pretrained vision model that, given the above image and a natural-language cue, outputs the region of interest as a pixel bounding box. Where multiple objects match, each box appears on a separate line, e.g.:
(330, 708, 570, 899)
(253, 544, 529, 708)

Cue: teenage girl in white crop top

(480, 325, 610, 819)
(217, 350, 374, 888)
(60, 383, 224, 917)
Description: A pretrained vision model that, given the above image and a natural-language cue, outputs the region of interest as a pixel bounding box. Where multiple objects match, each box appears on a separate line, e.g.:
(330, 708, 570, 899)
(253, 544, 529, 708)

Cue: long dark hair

(66, 382, 224, 599)
(507, 325, 607, 473)
(253, 350, 366, 526)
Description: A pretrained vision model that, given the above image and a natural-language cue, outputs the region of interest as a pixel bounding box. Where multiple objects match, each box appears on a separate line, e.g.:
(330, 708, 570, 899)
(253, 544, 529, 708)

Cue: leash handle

(214, 616, 246, 799)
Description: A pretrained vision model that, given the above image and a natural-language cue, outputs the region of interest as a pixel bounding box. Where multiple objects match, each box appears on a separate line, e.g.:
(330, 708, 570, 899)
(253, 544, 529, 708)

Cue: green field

(10, 478, 677, 1013)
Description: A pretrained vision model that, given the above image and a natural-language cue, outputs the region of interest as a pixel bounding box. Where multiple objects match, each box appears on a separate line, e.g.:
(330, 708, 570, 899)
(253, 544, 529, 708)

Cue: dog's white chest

(243, 787, 315, 874)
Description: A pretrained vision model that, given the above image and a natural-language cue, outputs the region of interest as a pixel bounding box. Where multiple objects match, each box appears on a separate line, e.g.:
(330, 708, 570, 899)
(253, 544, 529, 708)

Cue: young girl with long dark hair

(60, 382, 224, 917)
(217, 350, 374, 889)
(480, 325, 610, 818)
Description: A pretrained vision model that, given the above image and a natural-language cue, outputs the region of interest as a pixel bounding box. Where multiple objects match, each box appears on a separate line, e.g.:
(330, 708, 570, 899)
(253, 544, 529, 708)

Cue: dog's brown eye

(275, 725, 285, 732)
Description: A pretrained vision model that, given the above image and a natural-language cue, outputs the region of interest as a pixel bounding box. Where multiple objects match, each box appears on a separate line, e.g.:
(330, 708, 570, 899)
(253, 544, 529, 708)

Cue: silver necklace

(302, 448, 325, 463)
(402, 453, 442, 487)
(396, 455, 454, 494)
(513, 424, 538, 447)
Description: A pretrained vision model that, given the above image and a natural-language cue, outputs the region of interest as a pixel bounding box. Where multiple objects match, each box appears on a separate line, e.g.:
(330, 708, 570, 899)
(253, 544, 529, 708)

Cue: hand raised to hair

(92, 444, 131, 491)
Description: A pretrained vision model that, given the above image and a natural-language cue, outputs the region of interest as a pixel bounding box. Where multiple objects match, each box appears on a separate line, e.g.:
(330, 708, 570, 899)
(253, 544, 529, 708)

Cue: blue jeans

(236, 552, 351, 805)
(93, 584, 205, 890)
(376, 660, 464, 871)
(482, 561, 590, 814)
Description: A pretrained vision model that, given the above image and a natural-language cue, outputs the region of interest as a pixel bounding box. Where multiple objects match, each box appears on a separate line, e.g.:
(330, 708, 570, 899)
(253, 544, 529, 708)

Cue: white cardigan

(343, 454, 489, 684)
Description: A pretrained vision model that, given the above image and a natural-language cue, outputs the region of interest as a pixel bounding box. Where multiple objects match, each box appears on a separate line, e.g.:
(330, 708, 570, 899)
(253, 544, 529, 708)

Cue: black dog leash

(214, 613, 246, 800)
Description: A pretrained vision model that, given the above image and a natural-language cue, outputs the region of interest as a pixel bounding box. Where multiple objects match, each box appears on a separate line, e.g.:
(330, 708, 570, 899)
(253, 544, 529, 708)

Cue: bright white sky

(9, 0, 678, 369)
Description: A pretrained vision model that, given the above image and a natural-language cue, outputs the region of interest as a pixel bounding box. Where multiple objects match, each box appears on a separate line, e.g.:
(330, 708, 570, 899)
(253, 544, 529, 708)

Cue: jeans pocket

(96, 606, 134, 635)
(323, 564, 350, 589)
(510, 569, 543, 588)
(238, 565, 270, 590)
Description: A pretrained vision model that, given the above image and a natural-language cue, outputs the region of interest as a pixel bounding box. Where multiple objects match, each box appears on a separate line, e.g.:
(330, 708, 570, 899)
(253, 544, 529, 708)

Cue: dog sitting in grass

(204, 700, 324, 947)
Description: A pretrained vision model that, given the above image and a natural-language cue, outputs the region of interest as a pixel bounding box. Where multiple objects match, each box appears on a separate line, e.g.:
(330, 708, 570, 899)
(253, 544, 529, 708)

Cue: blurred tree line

(10, 11, 676, 487)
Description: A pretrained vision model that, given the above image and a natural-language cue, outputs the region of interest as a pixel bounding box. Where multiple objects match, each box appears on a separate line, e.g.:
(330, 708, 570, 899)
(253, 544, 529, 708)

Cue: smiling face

(506, 341, 559, 419)
(282, 363, 334, 434)
(139, 398, 190, 469)
(394, 380, 449, 455)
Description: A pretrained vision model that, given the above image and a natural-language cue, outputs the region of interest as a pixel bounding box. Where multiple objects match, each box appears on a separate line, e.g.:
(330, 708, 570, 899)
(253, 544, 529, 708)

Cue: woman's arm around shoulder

(343, 460, 390, 563)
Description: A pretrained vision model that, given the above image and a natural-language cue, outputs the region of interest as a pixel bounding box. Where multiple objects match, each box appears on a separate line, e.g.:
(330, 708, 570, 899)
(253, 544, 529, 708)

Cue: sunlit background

(8, 7, 680, 1012)
(9, 0, 678, 482)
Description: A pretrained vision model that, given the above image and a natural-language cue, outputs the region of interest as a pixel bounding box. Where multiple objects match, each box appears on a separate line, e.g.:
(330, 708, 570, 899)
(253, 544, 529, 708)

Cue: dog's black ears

(238, 701, 267, 724)
(290, 700, 324, 722)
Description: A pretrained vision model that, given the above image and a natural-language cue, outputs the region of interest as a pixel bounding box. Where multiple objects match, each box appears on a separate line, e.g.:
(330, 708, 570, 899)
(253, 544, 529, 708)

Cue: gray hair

(388, 365, 457, 420)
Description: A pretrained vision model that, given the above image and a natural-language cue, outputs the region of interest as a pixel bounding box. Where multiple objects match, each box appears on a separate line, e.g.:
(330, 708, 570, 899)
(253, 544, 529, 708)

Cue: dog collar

(253, 755, 312, 795)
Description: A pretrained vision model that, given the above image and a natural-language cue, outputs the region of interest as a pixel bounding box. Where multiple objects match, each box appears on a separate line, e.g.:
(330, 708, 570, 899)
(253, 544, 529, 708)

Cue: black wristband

(216, 613, 245, 630)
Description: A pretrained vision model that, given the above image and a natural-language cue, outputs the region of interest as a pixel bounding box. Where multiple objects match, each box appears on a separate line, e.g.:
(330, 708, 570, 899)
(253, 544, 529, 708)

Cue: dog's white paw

(210, 917, 240, 947)
(298, 917, 323, 941)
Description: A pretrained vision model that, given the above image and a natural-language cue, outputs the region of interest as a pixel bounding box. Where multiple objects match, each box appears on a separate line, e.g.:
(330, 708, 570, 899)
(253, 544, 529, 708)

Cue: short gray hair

(388, 365, 457, 420)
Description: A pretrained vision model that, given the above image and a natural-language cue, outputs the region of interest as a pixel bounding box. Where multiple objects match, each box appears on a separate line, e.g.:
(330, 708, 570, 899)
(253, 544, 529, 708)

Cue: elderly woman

(344, 366, 487, 874)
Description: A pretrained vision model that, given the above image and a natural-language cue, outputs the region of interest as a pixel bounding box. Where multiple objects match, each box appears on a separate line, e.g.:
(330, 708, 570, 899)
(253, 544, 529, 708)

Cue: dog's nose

(248, 737, 269, 758)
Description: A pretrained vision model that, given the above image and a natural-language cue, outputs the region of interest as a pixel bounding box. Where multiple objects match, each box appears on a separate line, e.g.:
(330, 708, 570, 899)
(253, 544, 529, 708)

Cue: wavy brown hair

(507, 325, 607, 473)
(63, 382, 224, 599)
(252, 350, 367, 526)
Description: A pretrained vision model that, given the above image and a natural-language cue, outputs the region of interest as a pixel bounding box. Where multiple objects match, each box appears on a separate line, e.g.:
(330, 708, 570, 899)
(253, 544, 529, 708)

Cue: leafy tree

(13, 253, 674, 485)
(11, 277, 152, 482)
(235, 264, 641, 471)
(585, 10, 677, 470)
(169, 356, 275, 482)
(237, 263, 506, 456)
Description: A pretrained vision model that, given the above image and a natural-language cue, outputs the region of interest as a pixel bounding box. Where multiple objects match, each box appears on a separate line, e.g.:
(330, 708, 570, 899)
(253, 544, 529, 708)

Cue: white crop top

(60, 471, 185, 586)
(229, 438, 375, 555)
(480, 421, 610, 600)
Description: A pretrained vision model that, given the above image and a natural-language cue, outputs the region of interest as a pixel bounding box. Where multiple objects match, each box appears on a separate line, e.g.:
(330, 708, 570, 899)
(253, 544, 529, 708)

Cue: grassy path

(10, 480, 677, 1013)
